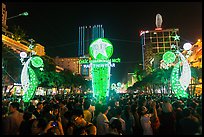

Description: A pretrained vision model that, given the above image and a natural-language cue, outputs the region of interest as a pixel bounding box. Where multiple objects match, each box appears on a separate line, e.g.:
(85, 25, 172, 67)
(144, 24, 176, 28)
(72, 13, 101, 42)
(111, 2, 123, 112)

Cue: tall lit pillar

(89, 38, 113, 103)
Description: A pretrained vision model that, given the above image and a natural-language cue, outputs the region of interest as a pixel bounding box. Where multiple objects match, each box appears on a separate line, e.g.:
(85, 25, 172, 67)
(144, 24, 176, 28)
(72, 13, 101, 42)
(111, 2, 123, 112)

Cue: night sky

(4, 2, 202, 83)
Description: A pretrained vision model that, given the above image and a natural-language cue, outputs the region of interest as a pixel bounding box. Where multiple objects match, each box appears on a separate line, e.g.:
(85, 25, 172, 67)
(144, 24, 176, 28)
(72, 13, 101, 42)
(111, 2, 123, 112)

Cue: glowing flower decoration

(31, 56, 43, 68)
(162, 51, 176, 64)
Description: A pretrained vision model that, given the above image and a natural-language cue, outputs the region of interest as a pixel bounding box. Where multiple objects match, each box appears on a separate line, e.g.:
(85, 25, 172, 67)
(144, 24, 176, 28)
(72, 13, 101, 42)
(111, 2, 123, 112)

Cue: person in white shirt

(96, 105, 110, 135)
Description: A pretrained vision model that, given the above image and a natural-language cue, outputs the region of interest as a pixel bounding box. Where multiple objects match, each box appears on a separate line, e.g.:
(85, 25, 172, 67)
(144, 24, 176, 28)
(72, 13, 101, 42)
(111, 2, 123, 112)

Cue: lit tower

(89, 38, 113, 104)
(78, 25, 105, 79)
(78, 25, 104, 57)
(140, 14, 180, 73)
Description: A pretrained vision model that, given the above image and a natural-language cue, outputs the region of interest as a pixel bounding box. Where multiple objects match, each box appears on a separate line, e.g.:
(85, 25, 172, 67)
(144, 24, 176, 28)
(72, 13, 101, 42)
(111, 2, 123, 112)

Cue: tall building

(78, 25, 104, 57)
(54, 57, 80, 74)
(140, 14, 180, 73)
(2, 3, 8, 31)
(78, 25, 104, 80)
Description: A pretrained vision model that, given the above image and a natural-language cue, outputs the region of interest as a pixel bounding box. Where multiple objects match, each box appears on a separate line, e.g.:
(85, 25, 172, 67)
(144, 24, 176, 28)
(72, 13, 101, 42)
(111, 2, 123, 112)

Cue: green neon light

(89, 38, 113, 60)
(79, 58, 121, 64)
(173, 34, 180, 41)
(170, 62, 188, 99)
(163, 51, 176, 64)
(31, 56, 43, 68)
(23, 67, 39, 102)
(91, 61, 111, 102)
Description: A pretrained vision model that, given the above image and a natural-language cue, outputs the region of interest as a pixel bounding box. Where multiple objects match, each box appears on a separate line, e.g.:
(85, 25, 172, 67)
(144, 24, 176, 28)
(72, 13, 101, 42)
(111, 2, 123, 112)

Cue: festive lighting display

(162, 51, 176, 64)
(22, 67, 39, 102)
(170, 62, 188, 99)
(89, 38, 113, 60)
(170, 50, 191, 99)
(173, 34, 180, 41)
(21, 58, 32, 95)
(91, 61, 111, 102)
(21, 54, 44, 102)
(31, 56, 43, 68)
(20, 52, 27, 58)
(183, 43, 192, 51)
(177, 51, 191, 91)
(89, 38, 113, 103)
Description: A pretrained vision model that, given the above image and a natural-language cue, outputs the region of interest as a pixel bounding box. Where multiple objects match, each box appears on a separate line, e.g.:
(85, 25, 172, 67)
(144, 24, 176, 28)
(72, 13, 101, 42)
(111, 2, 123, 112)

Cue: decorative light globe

(89, 38, 113, 60)
(20, 52, 27, 58)
(162, 51, 176, 64)
(31, 56, 43, 68)
(183, 43, 192, 50)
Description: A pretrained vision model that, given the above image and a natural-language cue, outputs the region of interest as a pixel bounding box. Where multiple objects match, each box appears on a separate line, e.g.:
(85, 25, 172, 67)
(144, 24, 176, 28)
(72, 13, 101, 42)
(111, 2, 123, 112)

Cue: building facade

(2, 3, 8, 31)
(78, 25, 104, 57)
(140, 28, 180, 73)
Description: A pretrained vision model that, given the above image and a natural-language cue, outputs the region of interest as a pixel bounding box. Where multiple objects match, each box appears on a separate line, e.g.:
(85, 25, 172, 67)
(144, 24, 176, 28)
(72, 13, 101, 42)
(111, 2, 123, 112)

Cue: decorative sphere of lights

(183, 43, 192, 50)
(20, 52, 27, 58)
(31, 56, 43, 68)
(117, 82, 121, 87)
(162, 51, 176, 64)
(89, 38, 113, 60)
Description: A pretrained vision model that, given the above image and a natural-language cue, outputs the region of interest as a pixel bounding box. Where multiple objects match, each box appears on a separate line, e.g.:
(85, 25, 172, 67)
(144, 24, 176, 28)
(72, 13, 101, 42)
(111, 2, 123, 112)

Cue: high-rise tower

(78, 25, 104, 57)
(140, 14, 180, 73)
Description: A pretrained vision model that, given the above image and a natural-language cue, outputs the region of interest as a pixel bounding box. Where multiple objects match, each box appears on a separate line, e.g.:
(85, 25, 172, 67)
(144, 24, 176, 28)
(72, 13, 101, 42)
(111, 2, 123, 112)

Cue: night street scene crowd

(1, 90, 202, 135)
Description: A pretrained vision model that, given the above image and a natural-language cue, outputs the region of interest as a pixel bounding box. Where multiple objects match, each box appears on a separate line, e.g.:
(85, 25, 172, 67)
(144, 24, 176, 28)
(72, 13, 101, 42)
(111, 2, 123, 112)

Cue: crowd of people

(1, 91, 202, 135)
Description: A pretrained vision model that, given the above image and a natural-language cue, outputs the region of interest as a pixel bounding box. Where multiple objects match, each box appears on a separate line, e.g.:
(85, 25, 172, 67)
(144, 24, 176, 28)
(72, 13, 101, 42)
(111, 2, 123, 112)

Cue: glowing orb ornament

(183, 43, 192, 50)
(89, 38, 113, 60)
(31, 56, 43, 68)
(162, 51, 176, 64)
(20, 52, 27, 58)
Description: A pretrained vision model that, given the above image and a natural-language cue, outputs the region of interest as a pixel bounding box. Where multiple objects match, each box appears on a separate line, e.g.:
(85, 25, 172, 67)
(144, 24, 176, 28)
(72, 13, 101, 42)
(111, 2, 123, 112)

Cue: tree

(11, 25, 28, 42)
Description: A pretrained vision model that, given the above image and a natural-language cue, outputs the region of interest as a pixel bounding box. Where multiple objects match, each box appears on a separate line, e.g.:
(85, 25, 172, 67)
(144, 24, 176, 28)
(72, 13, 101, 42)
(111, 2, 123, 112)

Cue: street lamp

(7, 11, 29, 20)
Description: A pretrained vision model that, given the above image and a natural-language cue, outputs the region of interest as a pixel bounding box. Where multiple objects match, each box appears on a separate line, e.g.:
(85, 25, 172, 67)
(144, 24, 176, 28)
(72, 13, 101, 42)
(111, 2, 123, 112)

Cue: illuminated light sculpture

(170, 50, 191, 99)
(162, 51, 176, 64)
(22, 66, 39, 102)
(89, 38, 113, 103)
(20, 40, 44, 102)
(31, 56, 44, 68)
(183, 43, 192, 51)
(173, 34, 180, 41)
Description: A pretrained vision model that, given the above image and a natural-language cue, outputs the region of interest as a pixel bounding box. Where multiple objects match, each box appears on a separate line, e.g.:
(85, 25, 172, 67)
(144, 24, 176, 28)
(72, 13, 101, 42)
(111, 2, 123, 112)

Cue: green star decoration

(89, 38, 113, 60)
(173, 34, 180, 41)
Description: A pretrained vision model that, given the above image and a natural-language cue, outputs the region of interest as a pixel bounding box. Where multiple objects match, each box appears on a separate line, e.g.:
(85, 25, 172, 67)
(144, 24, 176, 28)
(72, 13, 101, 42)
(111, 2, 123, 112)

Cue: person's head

(27, 104, 36, 113)
(115, 106, 122, 116)
(83, 99, 91, 110)
(109, 118, 122, 135)
(36, 102, 43, 110)
(31, 118, 47, 135)
(23, 111, 33, 121)
(138, 106, 148, 115)
(162, 102, 173, 113)
(9, 102, 20, 113)
(59, 100, 66, 107)
(2, 106, 8, 116)
(52, 104, 60, 115)
(101, 105, 109, 115)
(182, 108, 192, 117)
(71, 108, 85, 127)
